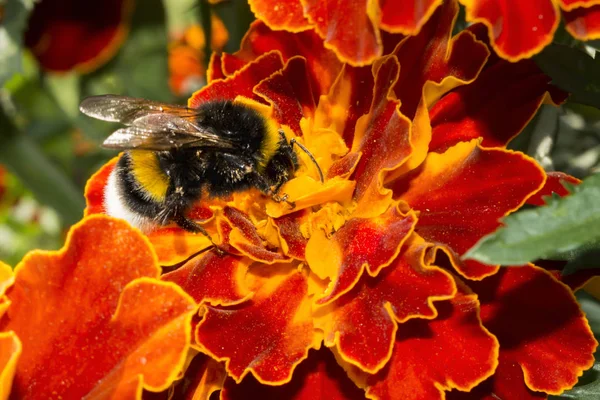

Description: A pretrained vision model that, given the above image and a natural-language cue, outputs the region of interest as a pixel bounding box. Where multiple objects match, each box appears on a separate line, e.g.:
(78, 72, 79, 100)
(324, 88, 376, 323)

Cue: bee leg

(271, 192, 296, 209)
(172, 214, 227, 255)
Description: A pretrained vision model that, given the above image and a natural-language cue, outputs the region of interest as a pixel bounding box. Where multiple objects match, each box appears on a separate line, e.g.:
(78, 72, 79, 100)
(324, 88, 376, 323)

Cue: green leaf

(463, 173, 600, 265)
(0, 0, 35, 86)
(534, 44, 600, 109)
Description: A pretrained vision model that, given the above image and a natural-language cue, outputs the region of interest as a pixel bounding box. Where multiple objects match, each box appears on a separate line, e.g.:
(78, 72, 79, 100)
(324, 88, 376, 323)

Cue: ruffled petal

(458, 0, 559, 61)
(392, 0, 490, 120)
(196, 265, 318, 384)
(221, 348, 367, 399)
(161, 250, 251, 306)
(559, 0, 600, 10)
(467, 265, 598, 395)
(248, 0, 311, 31)
(0, 331, 21, 400)
(169, 353, 226, 400)
(429, 58, 567, 153)
(379, 0, 443, 35)
(343, 285, 499, 400)
(314, 235, 456, 373)
(564, 4, 600, 40)
(0, 216, 197, 398)
(306, 204, 417, 305)
(24, 0, 133, 73)
(301, 0, 382, 66)
(391, 140, 546, 279)
(527, 171, 580, 206)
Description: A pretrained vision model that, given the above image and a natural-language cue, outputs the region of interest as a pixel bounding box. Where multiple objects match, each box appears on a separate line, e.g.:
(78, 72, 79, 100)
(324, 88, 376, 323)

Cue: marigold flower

(1, 0, 597, 398)
(24, 0, 134, 73)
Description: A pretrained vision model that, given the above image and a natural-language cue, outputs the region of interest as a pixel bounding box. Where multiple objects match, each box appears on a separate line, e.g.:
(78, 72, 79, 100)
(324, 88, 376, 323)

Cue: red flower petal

(0, 215, 197, 398)
(467, 265, 597, 394)
(429, 59, 567, 153)
(344, 286, 499, 400)
(254, 56, 317, 135)
(527, 171, 580, 206)
(196, 266, 317, 384)
(248, 0, 311, 31)
(273, 211, 310, 260)
(301, 0, 382, 66)
(238, 21, 342, 97)
(458, 0, 559, 61)
(392, 0, 490, 120)
(564, 4, 600, 40)
(379, 0, 443, 35)
(170, 353, 226, 400)
(24, 0, 133, 73)
(221, 348, 367, 400)
(559, 0, 600, 11)
(189, 51, 284, 107)
(314, 236, 456, 373)
(162, 250, 251, 306)
(0, 331, 21, 399)
(306, 203, 417, 305)
(350, 56, 412, 216)
(391, 140, 546, 279)
(208, 53, 226, 82)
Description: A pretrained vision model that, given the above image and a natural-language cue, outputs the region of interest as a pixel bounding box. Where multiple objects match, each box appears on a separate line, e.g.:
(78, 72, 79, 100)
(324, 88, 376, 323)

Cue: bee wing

(80, 95, 236, 150)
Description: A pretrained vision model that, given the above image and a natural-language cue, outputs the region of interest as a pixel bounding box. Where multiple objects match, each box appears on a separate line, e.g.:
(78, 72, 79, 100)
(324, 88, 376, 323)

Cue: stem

(0, 112, 85, 226)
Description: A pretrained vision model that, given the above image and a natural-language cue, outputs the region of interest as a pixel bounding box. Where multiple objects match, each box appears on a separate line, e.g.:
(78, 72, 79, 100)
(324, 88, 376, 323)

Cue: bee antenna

(289, 138, 325, 183)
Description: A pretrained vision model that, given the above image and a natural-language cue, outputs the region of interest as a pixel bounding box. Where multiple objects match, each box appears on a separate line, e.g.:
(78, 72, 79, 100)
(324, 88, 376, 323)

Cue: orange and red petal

(0, 331, 21, 400)
(392, 0, 489, 120)
(169, 353, 226, 400)
(255, 56, 317, 135)
(458, 0, 559, 61)
(189, 51, 284, 107)
(161, 250, 251, 306)
(248, 0, 311, 31)
(195, 266, 317, 384)
(429, 59, 567, 153)
(273, 210, 310, 260)
(314, 236, 456, 373)
(350, 56, 412, 216)
(24, 0, 133, 73)
(221, 348, 367, 400)
(391, 140, 546, 279)
(0, 216, 197, 398)
(527, 171, 580, 206)
(306, 204, 417, 305)
(345, 286, 498, 400)
(238, 21, 342, 97)
(301, 0, 381, 66)
(564, 4, 600, 40)
(379, 0, 443, 35)
(467, 265, 597, 394)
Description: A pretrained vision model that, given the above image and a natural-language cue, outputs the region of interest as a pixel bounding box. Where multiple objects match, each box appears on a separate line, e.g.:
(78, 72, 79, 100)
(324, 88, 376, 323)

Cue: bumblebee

(79, 95, 323, 242)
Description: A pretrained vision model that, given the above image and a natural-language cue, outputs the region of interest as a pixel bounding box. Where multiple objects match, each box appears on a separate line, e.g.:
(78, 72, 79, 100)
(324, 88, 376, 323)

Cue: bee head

(263, 137, 298, 189)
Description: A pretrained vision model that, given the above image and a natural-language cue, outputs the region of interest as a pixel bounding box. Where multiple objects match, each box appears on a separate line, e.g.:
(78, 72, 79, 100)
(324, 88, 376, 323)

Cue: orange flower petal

(429, 58, 567, 153)
(195, 266, 317, 384)
(0, 215, 197, 398)
(273, 211, 310, 260)
(564, 4, 600, 40)
(326, 152, 362, 180)
(24, 0, 133, 73)
(0, 262, 14, 300)
(344, 286, 499, 400)
(468, 265, 597, 395)
(379, 0, 443, 34)
(254, 56, 317, 135)
(221, 348, 367, 400)
(391, 140, 546, 279)
(458, 0, 559, 61)
(248, 0, 311, 31)
(162, 250, 251, 306)
(350, 56, 412, 217)
(527, 171, 580, 206)
(238, 21, 342, 96)
(84, 159, 216, 266)
(306, 203, 417, 305)
(301, 0, 382, 66)
(314, 236, 456, 373)
(0, 331, 21, 400)
(189, 51, 284, 107)
(392, 0, 490, 120)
